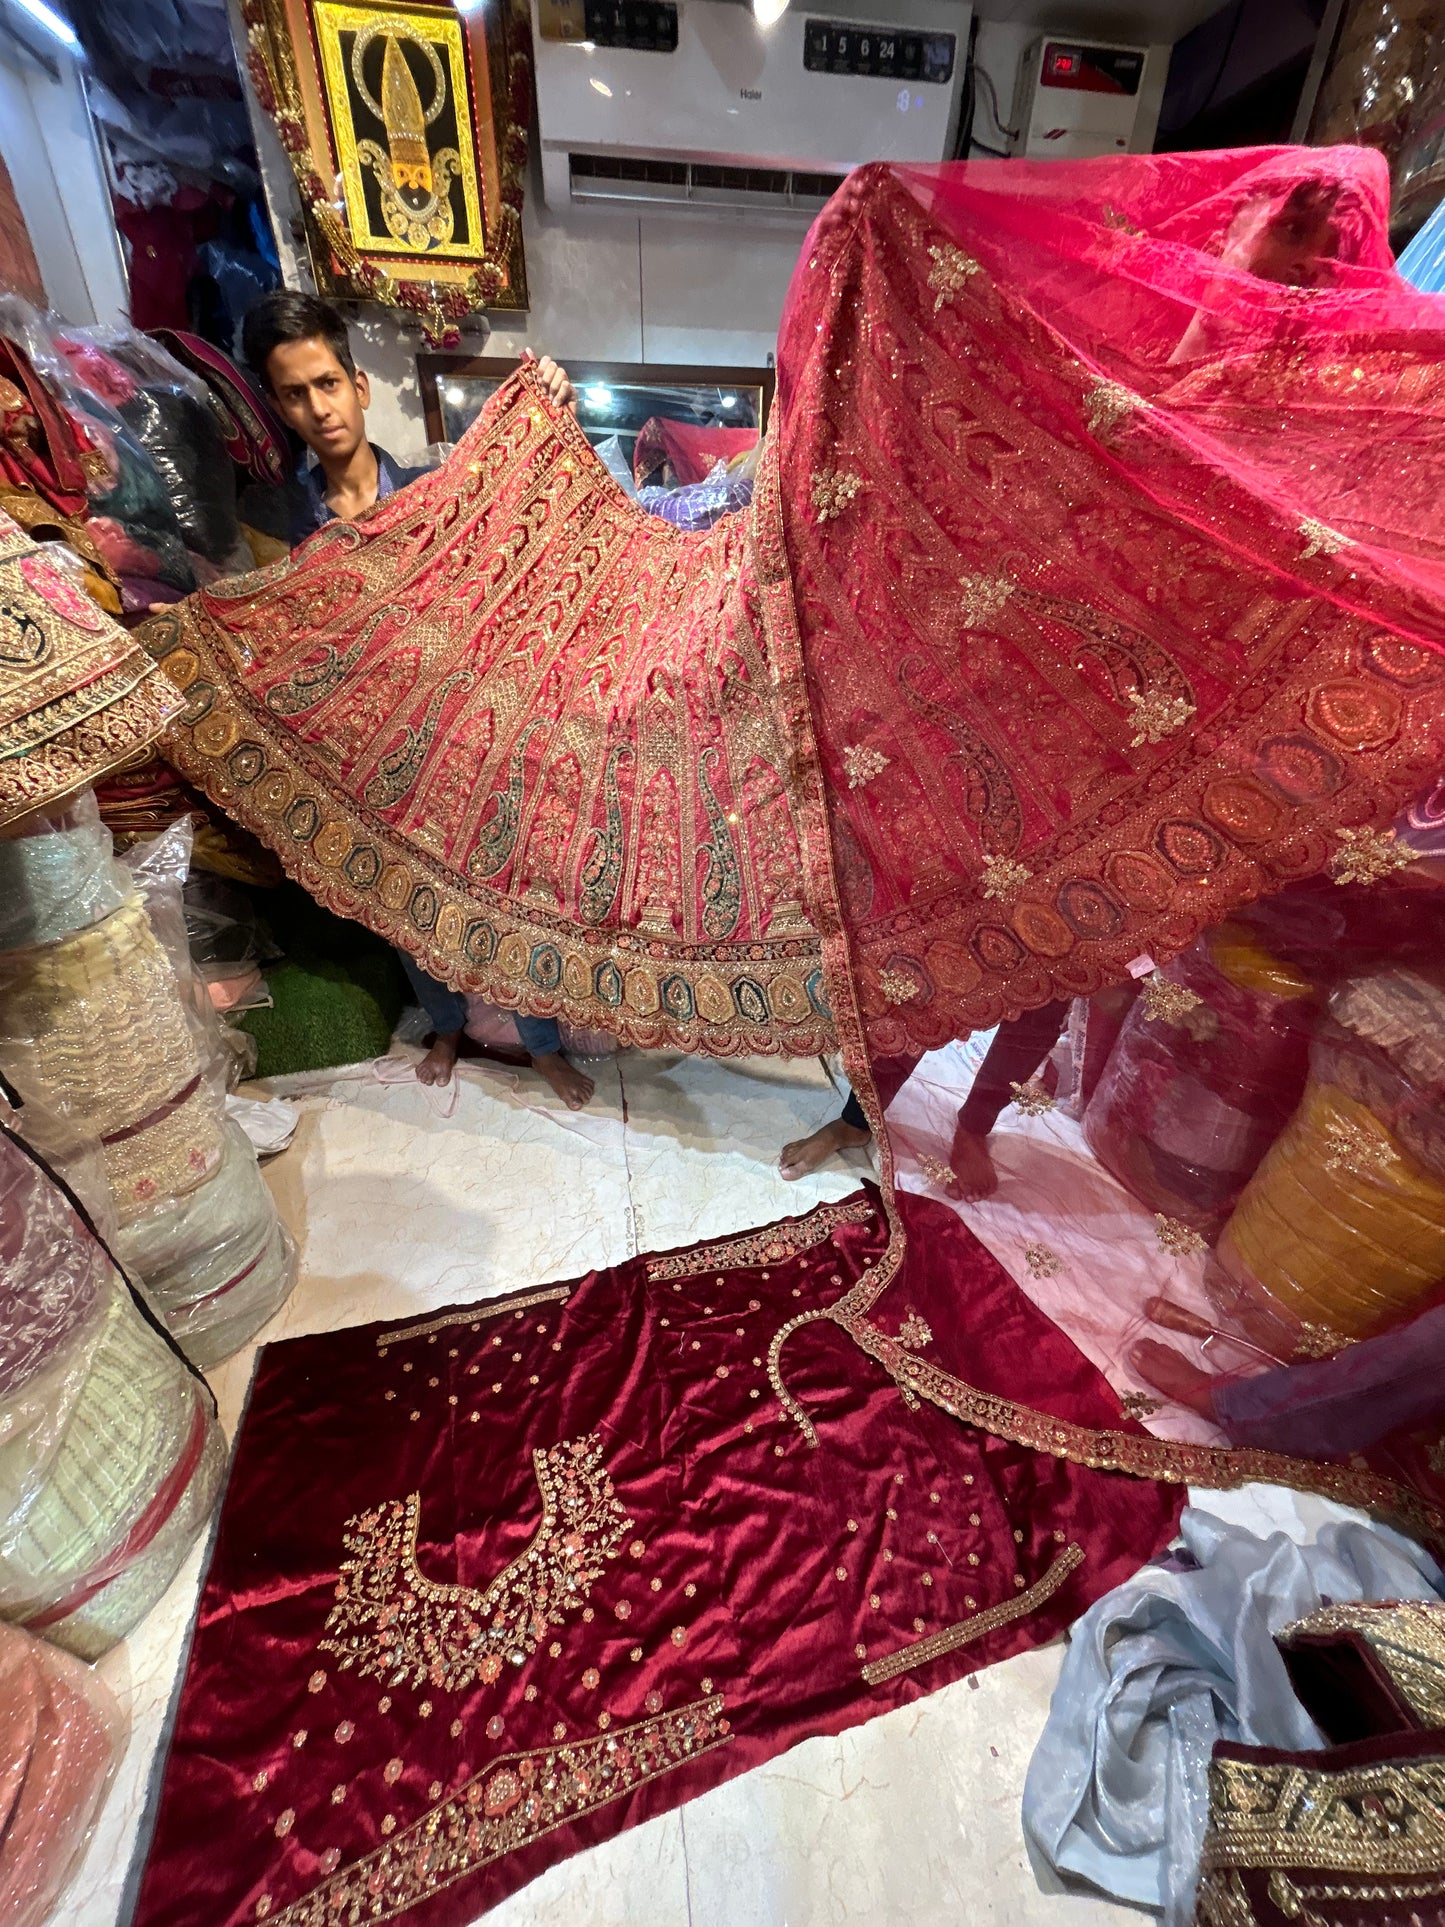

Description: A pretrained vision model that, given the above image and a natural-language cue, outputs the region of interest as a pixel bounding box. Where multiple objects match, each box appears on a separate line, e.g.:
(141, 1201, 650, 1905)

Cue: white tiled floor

(69, 1044, 1357, 1926)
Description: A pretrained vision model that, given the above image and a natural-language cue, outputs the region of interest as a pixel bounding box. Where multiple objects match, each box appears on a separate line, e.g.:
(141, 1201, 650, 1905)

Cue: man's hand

(522, 349, 577, 416)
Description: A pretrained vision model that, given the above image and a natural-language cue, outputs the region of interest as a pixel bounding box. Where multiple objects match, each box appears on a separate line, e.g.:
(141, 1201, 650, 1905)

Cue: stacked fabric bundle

(1209, 967, 1445, 1354)
(0, 802, 297, 1365)
(0, 1125, 225, 1659)
(0, 519, 296, 1367)
(0, 1618, 126, 1925)
(1083, 925, 1317, 1234)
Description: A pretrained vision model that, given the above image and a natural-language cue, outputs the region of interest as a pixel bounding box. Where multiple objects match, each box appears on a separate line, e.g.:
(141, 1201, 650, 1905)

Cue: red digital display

(1054, 54, 1074, 72)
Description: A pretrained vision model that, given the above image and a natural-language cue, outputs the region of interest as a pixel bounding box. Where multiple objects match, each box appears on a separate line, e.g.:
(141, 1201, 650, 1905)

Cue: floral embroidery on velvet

(266, 1697, 731, 1926)
(644, 1197, 873, 1283)
(318, 1436, 632, 1693)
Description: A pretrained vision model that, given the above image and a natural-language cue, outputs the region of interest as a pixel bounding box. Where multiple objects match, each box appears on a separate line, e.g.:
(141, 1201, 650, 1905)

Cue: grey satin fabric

(1022, 1507, 1444, 1923)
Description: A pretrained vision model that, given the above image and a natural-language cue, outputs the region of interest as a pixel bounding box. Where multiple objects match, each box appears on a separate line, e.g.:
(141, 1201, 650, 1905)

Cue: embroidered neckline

(318, 1435, 632, 1693)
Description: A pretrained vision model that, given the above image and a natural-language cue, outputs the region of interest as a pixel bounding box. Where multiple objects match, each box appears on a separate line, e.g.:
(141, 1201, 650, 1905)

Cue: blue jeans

(396, 949, 562, 1057)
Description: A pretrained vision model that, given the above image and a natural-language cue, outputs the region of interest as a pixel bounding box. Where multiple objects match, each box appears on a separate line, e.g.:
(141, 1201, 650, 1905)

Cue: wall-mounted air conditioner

(1010, 37, 1169, 162)
(533, 0, 972, 220)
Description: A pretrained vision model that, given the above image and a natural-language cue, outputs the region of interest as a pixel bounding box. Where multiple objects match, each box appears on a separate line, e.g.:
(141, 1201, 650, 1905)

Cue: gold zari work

(319, 1437, 631, 1693)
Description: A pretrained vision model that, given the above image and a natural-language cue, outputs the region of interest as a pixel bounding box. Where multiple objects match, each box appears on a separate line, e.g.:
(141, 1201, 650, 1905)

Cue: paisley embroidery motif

(578, 744, 630, 924)
(318, 1435, 632, 1693)
(264, 640, 366, 717)
(363, 670, 472, 811)
(697, 747, 743, 940)
(469, 720, 546, 879)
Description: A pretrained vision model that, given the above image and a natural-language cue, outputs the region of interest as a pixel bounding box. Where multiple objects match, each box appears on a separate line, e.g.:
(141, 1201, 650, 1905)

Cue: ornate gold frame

(239, 0, 530, 342)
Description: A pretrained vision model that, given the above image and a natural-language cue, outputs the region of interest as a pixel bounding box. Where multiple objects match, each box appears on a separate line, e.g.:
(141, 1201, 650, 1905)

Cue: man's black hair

(241, 290, 357, 387)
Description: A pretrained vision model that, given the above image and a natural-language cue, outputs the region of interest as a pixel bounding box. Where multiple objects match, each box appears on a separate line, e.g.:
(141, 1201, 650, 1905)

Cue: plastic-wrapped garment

(592, 435, 636, 498)
(0, 1125, 225, 1658)
(147, 328, 291, 487)
(0, 295, 196, 591)
(1083, 927, 1317, 1234)
(0, 893, 225, 1224)
(1308, 1, 1445, 164)
(637, 463, 756, 532)
(115, 1119, 297, 1368)
(1399, 192, 1445, 291)
(1022, 1507, 1443, 1926)
(60, 323, 243, 564)
(0, 1618, 125, 1927)
(0, 790, 130, 953)
(1207, 970, 1445, 1353)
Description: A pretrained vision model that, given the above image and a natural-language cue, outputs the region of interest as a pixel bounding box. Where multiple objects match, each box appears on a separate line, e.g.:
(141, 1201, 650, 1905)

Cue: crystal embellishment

(811, 469, 865, 522)
(1126, 688, 1196, 747)
(1329, 827, 1420, 886)
(928, 242, 982, 312)
(842, 743, 890, 789)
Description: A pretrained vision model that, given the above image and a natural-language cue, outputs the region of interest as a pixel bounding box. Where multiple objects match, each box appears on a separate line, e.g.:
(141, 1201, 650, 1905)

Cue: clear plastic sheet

(114, 1120, 297, 1370)
(0, 1125, 224, 1659)
(0, 295, 197, 601)
(0, 1617, 126, 1927)
(1083, 925, 1317, 1236)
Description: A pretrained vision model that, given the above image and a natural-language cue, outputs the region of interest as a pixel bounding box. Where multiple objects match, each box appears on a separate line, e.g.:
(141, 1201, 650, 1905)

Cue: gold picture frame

(239, 0, 530, 340)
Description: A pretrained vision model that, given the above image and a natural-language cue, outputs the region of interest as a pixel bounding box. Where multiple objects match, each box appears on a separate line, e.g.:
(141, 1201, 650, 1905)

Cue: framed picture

(239, 0, 530, 342)
(416, 357, 774, 470)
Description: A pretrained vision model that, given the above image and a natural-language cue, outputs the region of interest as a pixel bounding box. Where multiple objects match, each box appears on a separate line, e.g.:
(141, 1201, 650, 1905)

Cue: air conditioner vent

(568, 152, 846, 211)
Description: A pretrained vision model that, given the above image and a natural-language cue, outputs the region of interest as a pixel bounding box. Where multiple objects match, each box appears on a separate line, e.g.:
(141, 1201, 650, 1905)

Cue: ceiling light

(11, 0, 81, 49)
(589, 76, 613, 97)
(753, 0, 789, 26)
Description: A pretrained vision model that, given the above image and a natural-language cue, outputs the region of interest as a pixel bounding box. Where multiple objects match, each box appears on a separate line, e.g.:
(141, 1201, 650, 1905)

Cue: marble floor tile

(68, 1046, 1359, 1927)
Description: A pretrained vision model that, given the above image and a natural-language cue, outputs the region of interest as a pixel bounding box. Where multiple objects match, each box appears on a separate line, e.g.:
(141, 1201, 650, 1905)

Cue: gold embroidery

(1292, 1320, 1355, 1360)
(861, 1321, 1445, 1550)
(644, 1198, 873, 1283)
(917, 1155, 955, 1189)
(981, 854, 1032, 900)
(318, 1436, 631, 1692)
(1201, 1751, 1445, 1878)
(927, 242, 981, 311)
(1083, 378, 1146, 438)
(1140, 972, 1204, 1025)
(862, 1544, 1083, 1683)
(879, 969, 920, 1005)
(1023, 1241, 1061, 1279)
(267, 1697, 731, 1925)
(1279, 1599, 1445, 1729)
(1328, 826, 1420, 886)
(896, 1312, 932, 1351)
(1299, 516, 1351, 559)
(1120, 1391, 1162, 1420)
(1009, 1080, 1055, 1116)
(842, 743, 889, 788)
(959, 572, 1014, 626)
(1322, 1113, 1395, 1178)
(1154, 1215, 1207, 1257)
(378, 1285, 571, 1351)
(1126, 688, 1196, 747)
(811, 470, 865, 522)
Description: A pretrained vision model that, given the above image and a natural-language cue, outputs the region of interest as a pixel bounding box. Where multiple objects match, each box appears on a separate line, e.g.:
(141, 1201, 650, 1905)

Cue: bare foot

(416, 1029, 460, 1086)
(948, 1123, 998, 1202)
(779, 1116, 871, 1182)
(531, 1051, 594, 1110)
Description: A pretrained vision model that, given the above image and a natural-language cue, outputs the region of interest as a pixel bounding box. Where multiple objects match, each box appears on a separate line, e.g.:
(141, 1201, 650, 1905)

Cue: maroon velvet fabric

(130, 1189, 1181, 1927)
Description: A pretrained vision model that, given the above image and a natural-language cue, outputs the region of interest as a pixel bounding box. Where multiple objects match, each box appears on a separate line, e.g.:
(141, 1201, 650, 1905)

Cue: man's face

(264, 336, 370, 464)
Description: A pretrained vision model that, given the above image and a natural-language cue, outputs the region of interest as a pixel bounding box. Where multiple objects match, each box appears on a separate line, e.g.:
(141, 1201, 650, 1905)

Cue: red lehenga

(130, 145, 1445, 1922)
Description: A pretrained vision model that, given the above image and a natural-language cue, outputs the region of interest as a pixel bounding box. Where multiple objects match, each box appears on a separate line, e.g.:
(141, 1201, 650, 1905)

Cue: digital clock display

(803, 20, 955, 84)
(582, 1, 679, 53)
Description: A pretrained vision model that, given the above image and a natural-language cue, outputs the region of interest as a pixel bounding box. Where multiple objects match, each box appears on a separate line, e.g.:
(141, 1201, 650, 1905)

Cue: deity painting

(242, 0, 529, 329)
(314, 4, 484, 261)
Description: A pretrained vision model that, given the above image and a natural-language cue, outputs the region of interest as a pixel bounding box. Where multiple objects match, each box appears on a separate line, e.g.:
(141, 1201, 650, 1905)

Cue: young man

(240, 290, 594, 1109)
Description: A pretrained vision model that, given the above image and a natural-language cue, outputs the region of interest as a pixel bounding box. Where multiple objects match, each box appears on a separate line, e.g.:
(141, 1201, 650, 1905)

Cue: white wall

(0, 25, 128, 324)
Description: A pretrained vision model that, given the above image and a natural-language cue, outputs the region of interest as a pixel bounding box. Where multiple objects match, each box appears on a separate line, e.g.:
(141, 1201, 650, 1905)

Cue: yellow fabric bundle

(1217, 1080, 1445, 1340)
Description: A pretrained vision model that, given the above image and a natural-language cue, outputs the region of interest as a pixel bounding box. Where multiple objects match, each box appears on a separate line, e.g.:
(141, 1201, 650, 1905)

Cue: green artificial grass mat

(235, 882, 407, 1078)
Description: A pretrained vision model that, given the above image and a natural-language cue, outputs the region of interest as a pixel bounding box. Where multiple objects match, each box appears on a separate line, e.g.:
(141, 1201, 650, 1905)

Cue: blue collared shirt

(287, 444, 424, 550)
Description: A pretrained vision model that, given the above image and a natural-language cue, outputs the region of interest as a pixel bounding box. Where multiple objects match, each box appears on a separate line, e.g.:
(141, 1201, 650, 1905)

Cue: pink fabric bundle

(1084, 928, 1317, 1232)
(0, 1620, 125, 1927)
